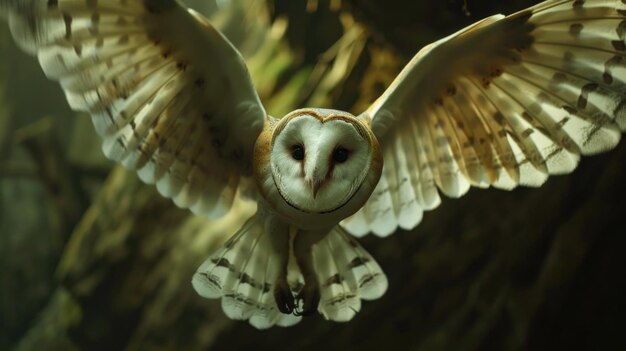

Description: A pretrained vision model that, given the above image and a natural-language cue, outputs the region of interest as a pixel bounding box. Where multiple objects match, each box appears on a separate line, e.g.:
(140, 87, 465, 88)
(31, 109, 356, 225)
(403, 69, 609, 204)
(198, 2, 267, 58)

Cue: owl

(2, 0, 625, 329)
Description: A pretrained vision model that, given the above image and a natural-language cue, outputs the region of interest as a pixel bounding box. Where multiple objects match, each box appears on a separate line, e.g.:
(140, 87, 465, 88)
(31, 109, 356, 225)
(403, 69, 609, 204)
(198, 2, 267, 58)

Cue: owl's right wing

(1, 0, 265, 218)
(342, 0, 626, 237)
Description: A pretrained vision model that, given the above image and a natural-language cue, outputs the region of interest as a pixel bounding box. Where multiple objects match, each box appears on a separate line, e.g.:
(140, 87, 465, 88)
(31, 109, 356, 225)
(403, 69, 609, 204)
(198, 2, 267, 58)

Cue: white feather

(313, 226, 387, 321)
(3, 0, 265, 218)
(192, 212, 303, 329)
(344, 0, 626, 237)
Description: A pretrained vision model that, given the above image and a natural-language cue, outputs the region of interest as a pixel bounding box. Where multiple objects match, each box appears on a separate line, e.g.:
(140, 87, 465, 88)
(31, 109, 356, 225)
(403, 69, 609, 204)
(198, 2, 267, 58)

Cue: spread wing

(342, 0, 626, 237)
(2, 0, 265, 218)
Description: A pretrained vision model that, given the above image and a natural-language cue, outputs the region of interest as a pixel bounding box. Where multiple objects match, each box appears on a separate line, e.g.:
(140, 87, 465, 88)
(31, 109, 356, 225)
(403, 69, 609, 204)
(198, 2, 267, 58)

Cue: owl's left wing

(342, 0, 626, 237)
(1, 0, 265, 218)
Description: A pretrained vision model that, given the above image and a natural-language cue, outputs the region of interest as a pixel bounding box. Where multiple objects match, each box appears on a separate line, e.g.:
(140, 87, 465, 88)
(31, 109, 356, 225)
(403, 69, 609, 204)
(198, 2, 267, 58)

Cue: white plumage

(343, 0, 626, 237)
(192, 212, 303, 329)
(2, 0, 625, 329)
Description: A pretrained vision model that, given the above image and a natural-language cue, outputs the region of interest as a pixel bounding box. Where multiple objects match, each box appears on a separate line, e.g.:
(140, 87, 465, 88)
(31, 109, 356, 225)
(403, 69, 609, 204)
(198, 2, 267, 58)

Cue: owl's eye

(291, 145, 305, 161)
(333, 147, 349, 163)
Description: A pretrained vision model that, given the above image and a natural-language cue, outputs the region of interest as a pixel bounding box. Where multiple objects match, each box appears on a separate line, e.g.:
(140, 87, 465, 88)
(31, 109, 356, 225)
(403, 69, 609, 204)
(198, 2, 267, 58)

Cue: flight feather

(343, 0, 626, 237)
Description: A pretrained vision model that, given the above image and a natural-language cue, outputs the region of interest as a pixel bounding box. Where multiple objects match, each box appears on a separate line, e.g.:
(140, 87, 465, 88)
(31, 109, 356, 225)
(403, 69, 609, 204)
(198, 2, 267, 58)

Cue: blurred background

(1, 0, 625, 350)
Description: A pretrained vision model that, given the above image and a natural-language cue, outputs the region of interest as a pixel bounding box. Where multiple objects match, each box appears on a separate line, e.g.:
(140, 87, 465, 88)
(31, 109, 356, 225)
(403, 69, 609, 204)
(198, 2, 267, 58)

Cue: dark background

(1, 0, 625, 350)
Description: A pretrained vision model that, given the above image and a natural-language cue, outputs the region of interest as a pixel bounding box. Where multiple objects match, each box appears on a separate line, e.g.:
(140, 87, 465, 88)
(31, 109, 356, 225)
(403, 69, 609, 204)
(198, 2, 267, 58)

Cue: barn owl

(1, 0, 625, 329)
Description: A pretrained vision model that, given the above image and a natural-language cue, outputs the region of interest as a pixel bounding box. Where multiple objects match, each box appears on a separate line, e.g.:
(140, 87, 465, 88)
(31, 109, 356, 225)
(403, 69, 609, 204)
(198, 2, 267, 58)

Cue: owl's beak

(305, 158, 327, 199)
(312, 182, 322, 199)
(305, 177, 324, 199)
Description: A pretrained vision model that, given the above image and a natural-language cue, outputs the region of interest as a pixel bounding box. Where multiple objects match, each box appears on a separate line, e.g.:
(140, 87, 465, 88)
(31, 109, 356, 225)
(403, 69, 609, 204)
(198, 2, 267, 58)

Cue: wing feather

(343, 0, 626, 236)
(2, 0, 266, 218)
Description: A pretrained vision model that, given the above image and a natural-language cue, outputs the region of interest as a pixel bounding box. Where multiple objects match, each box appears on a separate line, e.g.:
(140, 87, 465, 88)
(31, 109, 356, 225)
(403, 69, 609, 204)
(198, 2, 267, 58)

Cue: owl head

(255, 108, 383, 227)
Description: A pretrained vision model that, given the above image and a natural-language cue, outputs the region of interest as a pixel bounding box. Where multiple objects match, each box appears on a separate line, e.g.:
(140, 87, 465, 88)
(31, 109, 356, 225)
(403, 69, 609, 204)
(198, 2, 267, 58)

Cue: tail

(192, 212, 301, 329)
(193, 213, 388, 328)
(312, 226, 388, 322)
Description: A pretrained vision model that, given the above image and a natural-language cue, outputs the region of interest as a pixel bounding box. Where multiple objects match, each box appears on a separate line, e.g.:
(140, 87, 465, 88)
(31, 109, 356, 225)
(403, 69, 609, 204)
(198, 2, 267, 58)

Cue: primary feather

(1, 0, 266, 218)
(343, 0, 626, 237)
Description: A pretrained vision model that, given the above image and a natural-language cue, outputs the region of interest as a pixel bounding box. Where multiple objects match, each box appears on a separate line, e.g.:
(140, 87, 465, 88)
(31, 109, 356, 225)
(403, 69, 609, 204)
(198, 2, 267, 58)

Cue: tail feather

(193, 216, 388, 327)
(192, 213, 301, 329)
(313, 226, 388, 322)
(313, 235, 362, 322)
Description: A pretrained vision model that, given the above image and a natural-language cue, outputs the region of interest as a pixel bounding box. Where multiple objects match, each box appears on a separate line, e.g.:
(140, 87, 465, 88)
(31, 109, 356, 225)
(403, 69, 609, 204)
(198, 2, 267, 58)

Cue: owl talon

(293, 283, 320, 316)
(274, 279, 295, 314)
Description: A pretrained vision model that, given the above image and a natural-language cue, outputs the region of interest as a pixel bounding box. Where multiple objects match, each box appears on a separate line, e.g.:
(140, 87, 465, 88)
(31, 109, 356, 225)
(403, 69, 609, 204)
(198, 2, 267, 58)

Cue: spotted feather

(313, 226, 388, 321)
(343, 0, 626, 237)
(192, 212, 302, 329)
(2, 0, 266, 218)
